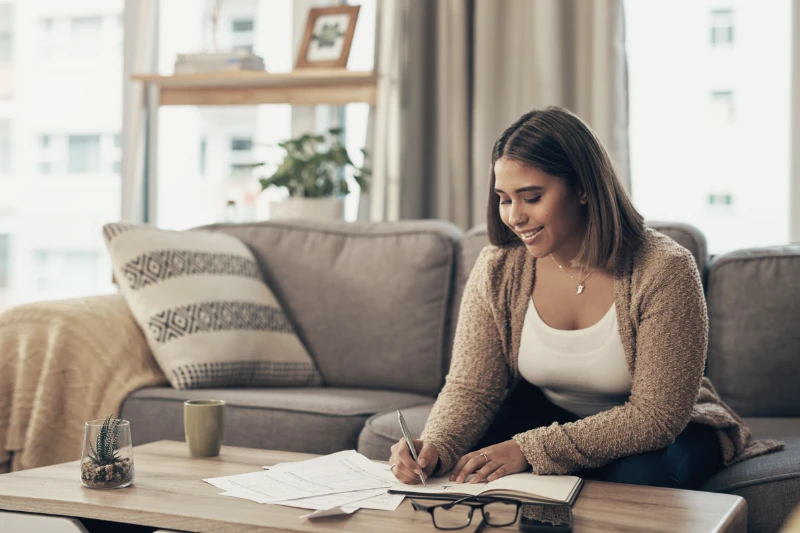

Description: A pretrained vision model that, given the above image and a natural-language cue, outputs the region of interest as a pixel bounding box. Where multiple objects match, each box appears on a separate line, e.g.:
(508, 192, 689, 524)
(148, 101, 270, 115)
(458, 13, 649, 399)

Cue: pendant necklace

(550, 255, 595, 294)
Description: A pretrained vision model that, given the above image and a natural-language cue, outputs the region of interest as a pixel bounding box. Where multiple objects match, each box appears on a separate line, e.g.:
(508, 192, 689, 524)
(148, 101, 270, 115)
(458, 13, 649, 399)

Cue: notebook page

(390, 472, 579, 502)
(478, 473, 580, 502)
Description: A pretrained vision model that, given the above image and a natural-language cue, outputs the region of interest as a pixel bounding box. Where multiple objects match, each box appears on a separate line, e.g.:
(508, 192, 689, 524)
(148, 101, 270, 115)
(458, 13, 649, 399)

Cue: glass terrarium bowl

(79, 418, 135, 489)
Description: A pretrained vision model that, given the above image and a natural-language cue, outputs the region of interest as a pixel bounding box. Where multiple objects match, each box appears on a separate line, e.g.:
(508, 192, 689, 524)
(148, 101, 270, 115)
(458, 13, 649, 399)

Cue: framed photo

(295, 5, 361, 69)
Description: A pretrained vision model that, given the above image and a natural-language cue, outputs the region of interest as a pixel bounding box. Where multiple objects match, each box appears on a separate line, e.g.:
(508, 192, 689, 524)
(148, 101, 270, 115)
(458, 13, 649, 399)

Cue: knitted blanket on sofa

(0, 294, 167, 472)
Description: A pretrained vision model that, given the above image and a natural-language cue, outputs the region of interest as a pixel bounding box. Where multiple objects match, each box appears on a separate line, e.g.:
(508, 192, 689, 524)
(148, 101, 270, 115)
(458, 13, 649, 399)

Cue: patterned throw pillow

(102, 223, 323, 389)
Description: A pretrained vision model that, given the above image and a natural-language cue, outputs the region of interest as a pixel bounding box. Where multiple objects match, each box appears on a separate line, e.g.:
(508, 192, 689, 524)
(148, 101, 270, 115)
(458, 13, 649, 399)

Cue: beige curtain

(369, 0, 629, 229)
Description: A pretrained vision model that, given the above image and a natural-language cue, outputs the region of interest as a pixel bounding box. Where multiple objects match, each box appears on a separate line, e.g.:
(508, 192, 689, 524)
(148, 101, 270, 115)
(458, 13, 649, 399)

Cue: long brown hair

(486, 106, 645, 269)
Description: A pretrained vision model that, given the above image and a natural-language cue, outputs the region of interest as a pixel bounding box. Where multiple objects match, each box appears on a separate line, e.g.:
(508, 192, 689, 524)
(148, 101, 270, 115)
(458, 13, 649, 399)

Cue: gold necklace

(550, 255, 595, 294)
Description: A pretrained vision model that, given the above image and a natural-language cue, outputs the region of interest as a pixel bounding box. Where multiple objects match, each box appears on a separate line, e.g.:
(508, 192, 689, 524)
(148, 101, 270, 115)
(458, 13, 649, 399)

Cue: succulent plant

(89, 415, 122, 466)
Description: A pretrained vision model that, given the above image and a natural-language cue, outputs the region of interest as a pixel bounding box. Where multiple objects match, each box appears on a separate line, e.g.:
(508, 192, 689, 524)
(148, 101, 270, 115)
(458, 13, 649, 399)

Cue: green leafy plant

(258, 127, 371, 198)
(89, 415, 122, 466)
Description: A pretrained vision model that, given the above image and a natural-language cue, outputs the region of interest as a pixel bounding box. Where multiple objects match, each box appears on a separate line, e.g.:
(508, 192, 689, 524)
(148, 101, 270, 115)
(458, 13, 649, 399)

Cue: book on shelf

(174, 50, 266, 74)
(388, 472, 583, 505)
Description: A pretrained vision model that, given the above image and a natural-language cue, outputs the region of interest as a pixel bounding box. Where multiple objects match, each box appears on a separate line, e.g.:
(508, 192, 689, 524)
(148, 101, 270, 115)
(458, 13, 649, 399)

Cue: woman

(389, 106, 781, 489)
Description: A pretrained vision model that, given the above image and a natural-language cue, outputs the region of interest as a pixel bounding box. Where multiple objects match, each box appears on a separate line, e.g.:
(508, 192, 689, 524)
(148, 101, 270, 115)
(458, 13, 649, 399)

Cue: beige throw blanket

(0, 294, 167, 472)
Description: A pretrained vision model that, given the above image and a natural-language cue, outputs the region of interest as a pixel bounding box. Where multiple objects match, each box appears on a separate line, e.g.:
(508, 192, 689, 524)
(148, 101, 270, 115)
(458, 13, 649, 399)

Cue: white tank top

(517, 297, 632, 418)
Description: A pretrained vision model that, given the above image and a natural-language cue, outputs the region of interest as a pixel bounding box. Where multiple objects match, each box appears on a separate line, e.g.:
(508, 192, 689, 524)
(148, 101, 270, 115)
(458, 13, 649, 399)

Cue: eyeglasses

(410, 496, 521, 530)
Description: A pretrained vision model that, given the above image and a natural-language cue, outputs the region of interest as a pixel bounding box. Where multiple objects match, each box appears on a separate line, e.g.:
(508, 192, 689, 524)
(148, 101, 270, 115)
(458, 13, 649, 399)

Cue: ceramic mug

(183, 400, 226, 457)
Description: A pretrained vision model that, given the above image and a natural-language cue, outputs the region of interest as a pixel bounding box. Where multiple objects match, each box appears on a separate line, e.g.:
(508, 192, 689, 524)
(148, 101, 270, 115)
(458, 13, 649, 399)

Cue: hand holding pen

(388, 410, 439, 485)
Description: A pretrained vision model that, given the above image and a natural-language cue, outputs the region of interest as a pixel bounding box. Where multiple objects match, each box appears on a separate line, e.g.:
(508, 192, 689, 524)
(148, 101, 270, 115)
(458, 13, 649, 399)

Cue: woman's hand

(450, 440, 528, 484)
(389, 438, 439, 484)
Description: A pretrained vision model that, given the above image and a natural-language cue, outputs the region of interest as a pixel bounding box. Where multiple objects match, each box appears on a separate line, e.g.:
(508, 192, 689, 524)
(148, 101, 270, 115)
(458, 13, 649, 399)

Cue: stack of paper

(203, 450, 405, 518)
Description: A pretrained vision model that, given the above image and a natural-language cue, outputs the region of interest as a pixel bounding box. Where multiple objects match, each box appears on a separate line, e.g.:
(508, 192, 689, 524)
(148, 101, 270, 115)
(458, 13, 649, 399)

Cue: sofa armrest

(0, 294, 167, 470)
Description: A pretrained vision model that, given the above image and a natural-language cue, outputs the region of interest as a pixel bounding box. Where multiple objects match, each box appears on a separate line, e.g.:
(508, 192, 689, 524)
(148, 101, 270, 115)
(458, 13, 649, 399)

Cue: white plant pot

(269, 197, 345, 222)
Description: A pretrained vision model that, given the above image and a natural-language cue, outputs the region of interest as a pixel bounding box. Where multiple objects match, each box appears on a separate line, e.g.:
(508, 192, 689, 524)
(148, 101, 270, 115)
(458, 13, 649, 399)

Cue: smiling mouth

(519, 227, 544, 239)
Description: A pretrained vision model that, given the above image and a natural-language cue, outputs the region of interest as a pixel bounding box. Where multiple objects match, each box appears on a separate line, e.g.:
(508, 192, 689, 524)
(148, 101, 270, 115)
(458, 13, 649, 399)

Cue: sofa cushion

(357, 403, 434, 461)
(102, 223, 322, 389)
(121, 387, 434, 456)
(702, 437, 800, 533)
(705, 246, 800, 416)
(199, 219, 462, 396)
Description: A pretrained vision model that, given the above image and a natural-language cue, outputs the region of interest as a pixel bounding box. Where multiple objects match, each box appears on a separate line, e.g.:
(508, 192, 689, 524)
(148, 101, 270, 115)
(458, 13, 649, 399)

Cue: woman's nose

(509, 204, 527, 227)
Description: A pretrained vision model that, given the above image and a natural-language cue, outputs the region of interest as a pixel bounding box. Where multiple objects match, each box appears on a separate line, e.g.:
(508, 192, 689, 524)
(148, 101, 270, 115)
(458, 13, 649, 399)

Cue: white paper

(205, 450, 404, 512)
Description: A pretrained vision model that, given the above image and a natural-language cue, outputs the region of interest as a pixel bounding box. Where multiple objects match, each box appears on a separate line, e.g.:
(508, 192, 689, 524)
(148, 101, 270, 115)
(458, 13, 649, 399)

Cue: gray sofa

(115, 219, 799, 533)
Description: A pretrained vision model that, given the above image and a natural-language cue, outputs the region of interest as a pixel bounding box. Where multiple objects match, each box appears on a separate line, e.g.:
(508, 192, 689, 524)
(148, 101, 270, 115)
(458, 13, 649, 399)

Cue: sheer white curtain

(369, 0, 630, 229)
(121, 0, 159, 224)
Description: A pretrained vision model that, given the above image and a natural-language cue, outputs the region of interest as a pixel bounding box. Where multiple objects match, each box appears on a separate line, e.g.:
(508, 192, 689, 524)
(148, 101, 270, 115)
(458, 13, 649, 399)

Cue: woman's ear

(577, 189, 588, 205)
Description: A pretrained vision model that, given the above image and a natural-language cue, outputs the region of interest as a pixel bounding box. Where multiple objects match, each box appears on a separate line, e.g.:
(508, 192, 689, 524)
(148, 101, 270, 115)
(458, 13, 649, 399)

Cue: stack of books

(174, 50, 266, 73)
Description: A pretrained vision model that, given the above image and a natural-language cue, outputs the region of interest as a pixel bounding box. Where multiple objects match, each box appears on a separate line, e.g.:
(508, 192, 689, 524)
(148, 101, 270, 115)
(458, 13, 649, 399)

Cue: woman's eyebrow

(494, 185, 544, 194)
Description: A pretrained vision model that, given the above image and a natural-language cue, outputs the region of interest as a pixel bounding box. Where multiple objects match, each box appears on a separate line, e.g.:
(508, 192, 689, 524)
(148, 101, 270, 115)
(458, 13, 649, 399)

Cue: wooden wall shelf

(132, 69, 377, 107)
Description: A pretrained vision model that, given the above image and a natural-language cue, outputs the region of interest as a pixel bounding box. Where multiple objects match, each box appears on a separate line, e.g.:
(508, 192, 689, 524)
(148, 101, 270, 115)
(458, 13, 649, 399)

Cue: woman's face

(494, 157, 587, 260)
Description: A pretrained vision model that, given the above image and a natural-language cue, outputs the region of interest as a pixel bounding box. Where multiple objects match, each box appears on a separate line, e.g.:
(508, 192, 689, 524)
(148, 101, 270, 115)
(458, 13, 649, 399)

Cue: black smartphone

(518, 503, 573, 533)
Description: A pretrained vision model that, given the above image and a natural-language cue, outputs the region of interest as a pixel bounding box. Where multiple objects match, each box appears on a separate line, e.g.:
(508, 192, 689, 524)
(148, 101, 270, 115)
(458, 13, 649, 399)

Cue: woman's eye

(524, 196, 541, 204)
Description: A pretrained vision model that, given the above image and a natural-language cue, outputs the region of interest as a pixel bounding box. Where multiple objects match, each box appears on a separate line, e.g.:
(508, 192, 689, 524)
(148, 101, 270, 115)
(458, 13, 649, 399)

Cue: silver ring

(480, 453, 489, 466)
(389, 463, 397, 471)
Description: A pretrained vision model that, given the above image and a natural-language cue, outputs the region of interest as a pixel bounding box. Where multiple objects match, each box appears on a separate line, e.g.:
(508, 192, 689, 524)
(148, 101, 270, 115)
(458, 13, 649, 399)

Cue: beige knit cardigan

(421, 229, 783, 476)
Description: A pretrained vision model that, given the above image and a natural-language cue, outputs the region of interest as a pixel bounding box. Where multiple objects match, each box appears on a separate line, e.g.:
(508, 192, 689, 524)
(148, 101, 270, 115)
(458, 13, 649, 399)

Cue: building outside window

(626, 0, 791, 254)
(710, 8, 734, 45)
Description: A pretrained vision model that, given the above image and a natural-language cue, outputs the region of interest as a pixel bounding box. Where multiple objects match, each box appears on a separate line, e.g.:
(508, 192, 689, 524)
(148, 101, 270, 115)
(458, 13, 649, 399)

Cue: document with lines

(203, 450, 404, 512)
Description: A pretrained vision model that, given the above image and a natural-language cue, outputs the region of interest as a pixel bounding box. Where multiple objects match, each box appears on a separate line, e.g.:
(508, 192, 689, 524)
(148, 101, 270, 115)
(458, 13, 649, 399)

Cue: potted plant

(80, 415, 135, 489)
(258, 127, 370, 222)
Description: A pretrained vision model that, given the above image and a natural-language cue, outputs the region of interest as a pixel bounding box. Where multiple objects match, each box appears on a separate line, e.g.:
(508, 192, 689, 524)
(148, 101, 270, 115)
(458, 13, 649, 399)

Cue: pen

(396, 409, 427, 486)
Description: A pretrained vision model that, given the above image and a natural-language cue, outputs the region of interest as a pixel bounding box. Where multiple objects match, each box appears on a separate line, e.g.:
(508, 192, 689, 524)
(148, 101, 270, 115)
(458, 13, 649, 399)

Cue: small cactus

(89, 415, 122, 466)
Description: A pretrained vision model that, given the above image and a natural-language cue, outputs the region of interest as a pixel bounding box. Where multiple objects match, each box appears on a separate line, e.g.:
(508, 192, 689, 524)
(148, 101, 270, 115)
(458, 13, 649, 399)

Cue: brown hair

(486, 106, 645, 269)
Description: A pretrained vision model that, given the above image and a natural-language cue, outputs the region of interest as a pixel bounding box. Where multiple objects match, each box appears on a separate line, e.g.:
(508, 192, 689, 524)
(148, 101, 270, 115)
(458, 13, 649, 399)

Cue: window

(0, 5, 121, 313)
(231, 137, 253, 151)
(68, 135, 101, 173)
(711, 91, 735, 125)
(707, 192, 734, 206)
(625, 0, 791, 254)
(231, 18, 254, 53)
(710, 9, 734, 45)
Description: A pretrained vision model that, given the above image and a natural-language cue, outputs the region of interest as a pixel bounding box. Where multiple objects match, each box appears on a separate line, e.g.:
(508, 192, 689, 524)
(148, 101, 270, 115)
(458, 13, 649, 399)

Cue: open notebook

(389, 472, 583, 505)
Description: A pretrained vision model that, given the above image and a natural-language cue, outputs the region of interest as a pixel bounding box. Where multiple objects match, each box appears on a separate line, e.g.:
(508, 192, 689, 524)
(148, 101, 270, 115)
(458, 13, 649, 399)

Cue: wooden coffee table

(0, 440, 746, 532)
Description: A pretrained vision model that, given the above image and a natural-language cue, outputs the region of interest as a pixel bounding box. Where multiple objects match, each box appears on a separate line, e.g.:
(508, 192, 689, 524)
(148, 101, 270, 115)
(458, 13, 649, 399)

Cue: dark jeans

(475, 380, 722, 489)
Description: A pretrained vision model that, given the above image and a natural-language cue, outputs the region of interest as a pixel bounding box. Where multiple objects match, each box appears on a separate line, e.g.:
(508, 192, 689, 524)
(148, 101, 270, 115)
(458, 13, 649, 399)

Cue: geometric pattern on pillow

(149, 301, 297, 343)
(122, 251, 262, 290)
(171, 360, 319, 389)
(102, 222, 323, 390)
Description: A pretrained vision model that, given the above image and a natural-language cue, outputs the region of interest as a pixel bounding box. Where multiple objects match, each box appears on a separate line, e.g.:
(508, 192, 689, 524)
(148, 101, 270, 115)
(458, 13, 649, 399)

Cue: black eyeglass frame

(410, 495, 521, 530)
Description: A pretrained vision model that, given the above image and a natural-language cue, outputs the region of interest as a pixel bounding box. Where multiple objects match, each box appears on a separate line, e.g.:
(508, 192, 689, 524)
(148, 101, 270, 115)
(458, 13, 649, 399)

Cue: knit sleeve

(511, 248, 708, 474)
(420, 247, 511, 474)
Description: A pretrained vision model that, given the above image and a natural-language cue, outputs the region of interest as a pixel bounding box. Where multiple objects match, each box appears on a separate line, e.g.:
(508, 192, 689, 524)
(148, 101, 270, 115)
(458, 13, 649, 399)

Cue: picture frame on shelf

(295, 5, 360, 69)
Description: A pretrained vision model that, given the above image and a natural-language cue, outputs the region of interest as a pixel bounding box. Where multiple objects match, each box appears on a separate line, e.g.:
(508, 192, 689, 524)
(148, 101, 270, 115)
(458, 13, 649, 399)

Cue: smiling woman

(388, 105, 783, 492)
(486, 106, 645, 271)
